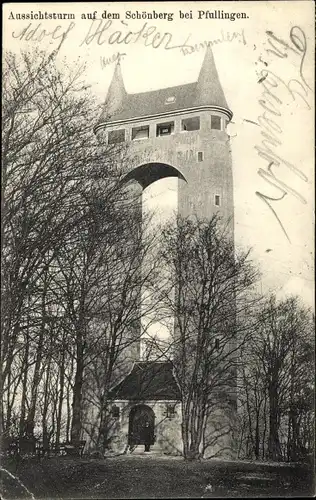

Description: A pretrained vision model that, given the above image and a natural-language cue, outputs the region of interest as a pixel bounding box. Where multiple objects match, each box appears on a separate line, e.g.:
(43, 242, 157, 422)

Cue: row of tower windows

(107, 115, 224, 145)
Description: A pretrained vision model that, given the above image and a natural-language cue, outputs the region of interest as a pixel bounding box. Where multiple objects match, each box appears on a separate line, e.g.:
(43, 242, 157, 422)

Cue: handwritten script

(254, 26, 311, 243)
(12, 21, 75, 48)
(12, 19, 192, 52)
(100, 51, 126, 69)
(180, 29, 246, 55)
(80, 19, 192, 50)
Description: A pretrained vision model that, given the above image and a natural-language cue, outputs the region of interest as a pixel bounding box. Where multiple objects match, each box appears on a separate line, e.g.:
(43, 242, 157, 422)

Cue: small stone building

(108, 361, 183, 455)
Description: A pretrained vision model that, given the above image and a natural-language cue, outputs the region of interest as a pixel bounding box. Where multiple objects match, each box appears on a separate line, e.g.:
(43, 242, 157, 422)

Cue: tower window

(211, 116, 221, 130)
(111, 405, 120, 418)
(214, 195, 221, 206)
(156, 121, 174, 137)
(132, 125, 149, 140)
(164, 404, 176, 419)
(215, 338, 220, 350)
(197, 151, 204, 162)
(182, 117, 200, 131)
(108, 129, 125, 144)
(165, 96, 176, 104)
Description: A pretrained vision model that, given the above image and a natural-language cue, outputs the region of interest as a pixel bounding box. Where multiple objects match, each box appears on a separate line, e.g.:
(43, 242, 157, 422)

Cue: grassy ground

(1, 455, 314, 499)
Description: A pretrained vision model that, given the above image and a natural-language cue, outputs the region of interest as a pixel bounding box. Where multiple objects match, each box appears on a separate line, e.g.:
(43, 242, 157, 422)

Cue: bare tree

(240, 295, 314, 462)
(159, 214, 260, 460)
(1, 47, 132, 447)
(49, 194, 154, 445)
(238, 342, 269, 460)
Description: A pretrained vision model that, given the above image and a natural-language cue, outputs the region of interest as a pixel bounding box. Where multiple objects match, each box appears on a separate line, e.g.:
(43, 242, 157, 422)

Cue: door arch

(123, 162, 187, 190)
(128, 404, 155, 446)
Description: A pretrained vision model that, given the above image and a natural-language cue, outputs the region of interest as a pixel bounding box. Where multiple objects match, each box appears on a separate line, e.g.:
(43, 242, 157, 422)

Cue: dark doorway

(128, 405, 155, 446)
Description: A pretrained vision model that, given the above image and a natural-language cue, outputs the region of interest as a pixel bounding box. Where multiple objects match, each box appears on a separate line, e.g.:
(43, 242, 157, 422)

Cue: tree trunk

(268, 384, 282, 461)
(55, 346, 65, 446)
(244, 378, 255, 458)
(66, 360, 73, 442)
(5, 369, 11, 431)
(287, 410, 292, 461)
(70, 340, 84, 444)
(98, 399, 111, 452)
(237, 418, 245, 458)
(254, 404, 262, 460)
(262, 391, 268, 460)
(42, 356, 52, 451)
(50, 376, 58, 445)
(181, 403, 190, 459)
(19, 336, 29, 437)
(97, 354, 116, 453)
(182, 399, 203, 460)
(25, 272, 48, 438)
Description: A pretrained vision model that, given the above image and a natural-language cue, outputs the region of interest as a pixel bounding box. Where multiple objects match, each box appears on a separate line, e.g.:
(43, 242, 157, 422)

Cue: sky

(3, 1, 315, 309)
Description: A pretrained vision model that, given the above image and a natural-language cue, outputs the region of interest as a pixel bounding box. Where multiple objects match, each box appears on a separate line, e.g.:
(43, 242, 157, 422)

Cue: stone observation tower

(89, 47, 235, 457)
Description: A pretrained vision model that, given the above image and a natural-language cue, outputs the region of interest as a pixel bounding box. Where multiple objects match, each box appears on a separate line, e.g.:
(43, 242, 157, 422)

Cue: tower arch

(123, 162, 187, 190)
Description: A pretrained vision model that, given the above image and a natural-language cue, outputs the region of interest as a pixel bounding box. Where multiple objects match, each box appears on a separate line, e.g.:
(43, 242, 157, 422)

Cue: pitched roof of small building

(109, 361, 181, 401)
(97, 46, 231, 124)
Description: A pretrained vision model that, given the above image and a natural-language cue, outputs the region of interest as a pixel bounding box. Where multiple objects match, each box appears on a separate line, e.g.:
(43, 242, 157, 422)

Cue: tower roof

(195, 45, 229, 110)
(97, 47, 231, 125)
(98, 59, 127, 123)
